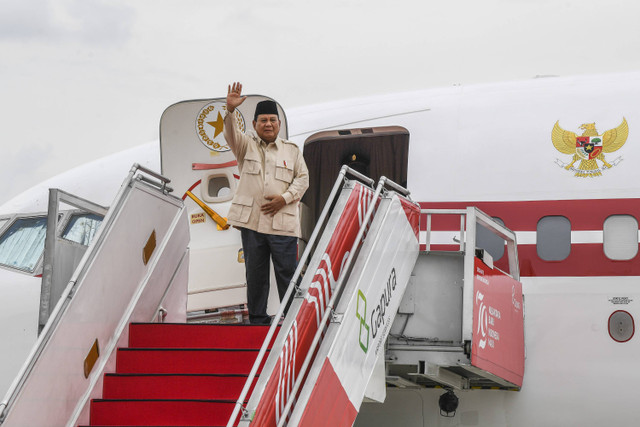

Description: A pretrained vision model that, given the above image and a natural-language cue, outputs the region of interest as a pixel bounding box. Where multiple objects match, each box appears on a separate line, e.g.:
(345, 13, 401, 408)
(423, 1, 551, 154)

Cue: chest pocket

(275, 157, 294, 183)
(243, 152, 262, 175)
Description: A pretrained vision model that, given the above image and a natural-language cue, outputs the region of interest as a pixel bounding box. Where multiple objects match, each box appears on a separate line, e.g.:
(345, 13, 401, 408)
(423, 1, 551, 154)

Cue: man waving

(224, 82, 309, 325)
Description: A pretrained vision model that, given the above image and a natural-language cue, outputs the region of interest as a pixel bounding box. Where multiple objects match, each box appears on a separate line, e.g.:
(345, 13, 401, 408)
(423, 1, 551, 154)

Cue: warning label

(191, 212, 206, 224)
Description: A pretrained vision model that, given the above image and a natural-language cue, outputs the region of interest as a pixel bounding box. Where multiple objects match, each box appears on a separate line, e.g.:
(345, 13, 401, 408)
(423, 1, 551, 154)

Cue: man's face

(253, 114, 280, 143)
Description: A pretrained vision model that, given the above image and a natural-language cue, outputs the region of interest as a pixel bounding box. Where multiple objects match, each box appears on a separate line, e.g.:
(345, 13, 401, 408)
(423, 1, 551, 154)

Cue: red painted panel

(298, 360, 358, 427)
(471, 258, 524, 387)
(399, 196, 420, 240)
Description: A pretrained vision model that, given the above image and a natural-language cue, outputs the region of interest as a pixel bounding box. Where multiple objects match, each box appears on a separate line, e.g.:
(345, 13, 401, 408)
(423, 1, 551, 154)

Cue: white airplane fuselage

(2, 72, 640, 426)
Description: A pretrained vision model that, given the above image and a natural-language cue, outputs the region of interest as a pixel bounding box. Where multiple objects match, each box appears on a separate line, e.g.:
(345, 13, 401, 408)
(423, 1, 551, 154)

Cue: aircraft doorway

(301, 126, 410, 241)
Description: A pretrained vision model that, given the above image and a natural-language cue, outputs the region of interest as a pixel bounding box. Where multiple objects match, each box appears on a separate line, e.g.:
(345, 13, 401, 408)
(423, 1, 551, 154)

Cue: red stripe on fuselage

(419, 199, 640, 231)
(419, 199, 640, 277)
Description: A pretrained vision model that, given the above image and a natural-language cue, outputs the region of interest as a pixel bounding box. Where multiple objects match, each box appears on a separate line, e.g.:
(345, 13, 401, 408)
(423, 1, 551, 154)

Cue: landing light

(439, 390, 459, 417)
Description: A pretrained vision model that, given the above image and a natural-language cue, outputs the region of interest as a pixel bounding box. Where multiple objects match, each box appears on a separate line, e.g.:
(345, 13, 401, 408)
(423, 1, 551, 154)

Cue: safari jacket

(224, 111, 309, 237)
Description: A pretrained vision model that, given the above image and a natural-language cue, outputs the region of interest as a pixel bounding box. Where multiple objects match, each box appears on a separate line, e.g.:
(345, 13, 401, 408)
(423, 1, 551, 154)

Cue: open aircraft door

(159, 95, 290, 314)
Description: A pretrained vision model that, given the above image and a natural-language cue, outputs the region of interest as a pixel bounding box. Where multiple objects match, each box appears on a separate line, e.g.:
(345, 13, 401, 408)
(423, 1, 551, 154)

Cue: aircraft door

(160, 96, 289, 314)
(40, 190, 108, 332)
(301, 126, 410, 239)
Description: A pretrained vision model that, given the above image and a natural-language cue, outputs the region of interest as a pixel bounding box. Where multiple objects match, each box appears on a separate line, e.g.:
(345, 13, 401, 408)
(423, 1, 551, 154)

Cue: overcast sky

(1, 0, 640, 206)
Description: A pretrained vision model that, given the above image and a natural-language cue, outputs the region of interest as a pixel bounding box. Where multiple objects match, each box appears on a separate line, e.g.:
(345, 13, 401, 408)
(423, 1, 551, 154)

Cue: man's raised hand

(226, 82, 247, 113)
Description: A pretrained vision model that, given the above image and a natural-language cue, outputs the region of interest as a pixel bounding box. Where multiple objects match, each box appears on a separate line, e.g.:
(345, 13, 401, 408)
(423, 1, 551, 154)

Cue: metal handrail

(276, 176, 407, 426)
(226, 165, 374, 427)
(420, 207, 519, 279)
(421, 209, 467, 252)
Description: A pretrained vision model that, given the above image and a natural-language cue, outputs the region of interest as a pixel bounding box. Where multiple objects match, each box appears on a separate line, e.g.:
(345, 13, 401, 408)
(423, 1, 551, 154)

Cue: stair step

(128, 323, 278, 349)
(103, 373, 258, 400)
(89, 399, 239, 426)
(116, 348, 267, 374)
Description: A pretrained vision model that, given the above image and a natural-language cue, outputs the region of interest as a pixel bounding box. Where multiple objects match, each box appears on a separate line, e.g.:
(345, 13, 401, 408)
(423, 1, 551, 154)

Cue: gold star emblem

(207, 112, 224, 138)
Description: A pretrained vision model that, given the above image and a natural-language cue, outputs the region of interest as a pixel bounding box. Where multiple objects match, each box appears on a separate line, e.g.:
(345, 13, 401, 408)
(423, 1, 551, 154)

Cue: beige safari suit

(224, 112, 309, 237)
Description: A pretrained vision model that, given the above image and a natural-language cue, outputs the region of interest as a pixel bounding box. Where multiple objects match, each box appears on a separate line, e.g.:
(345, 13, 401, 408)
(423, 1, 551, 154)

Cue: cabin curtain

(0, 217, 47, 272)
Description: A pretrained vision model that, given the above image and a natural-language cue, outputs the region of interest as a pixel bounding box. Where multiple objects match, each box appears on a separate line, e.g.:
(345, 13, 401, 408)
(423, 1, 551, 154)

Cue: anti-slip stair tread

(117, 347, 266, 351)
(92, 398, 245, 403)
(105, 372, 253, 377)
(89, 399, 240, 426)
(89, 323, 272, 426)
(115, 348, 269, 374)
(102, 373, 259, 399)
(128, 323, 278, 349)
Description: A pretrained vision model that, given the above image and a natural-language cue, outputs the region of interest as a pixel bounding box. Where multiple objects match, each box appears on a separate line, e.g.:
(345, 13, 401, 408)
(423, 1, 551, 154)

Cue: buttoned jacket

(224, 112, 309, 237)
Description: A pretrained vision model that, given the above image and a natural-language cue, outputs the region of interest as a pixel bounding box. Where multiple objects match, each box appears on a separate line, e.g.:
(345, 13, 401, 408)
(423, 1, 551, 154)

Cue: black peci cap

(254, 100, 279, 121)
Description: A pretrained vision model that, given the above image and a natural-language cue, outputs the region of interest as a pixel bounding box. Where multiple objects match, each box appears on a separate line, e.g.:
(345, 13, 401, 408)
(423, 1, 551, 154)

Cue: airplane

(0, 71, 639, 426)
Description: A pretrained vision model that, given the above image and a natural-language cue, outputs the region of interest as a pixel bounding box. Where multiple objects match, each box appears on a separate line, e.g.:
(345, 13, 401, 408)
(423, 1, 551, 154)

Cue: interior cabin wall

(300, 127, 410, 244)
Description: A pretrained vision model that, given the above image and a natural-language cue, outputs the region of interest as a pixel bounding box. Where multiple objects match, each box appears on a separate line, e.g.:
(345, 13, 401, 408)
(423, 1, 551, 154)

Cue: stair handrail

(421, 208, 468, 252)
(227, 165, 375, 427)
(420, 207, 519, 280)
(276, 176, 409, 427)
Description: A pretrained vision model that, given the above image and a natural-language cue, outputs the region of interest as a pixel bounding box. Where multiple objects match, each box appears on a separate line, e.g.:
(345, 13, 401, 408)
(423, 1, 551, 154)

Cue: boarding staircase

(84, 165, 421, 427)
(85, 323, 275, 426)
(0, 166, 523, 426)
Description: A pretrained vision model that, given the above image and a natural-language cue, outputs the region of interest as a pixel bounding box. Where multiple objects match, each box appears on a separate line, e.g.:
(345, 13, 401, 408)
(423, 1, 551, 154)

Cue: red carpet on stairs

(82, 323, 276, 427)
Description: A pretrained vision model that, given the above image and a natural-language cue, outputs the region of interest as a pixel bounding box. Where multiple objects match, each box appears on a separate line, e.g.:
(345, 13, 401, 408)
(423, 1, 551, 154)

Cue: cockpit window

(0, 216, 47, 272)
(0, 218, 8, 231)
(62, 213, 103, 246)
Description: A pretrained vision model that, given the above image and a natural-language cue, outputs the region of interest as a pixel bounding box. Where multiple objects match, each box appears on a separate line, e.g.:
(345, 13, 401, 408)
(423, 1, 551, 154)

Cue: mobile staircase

(231, 166, 421, 427)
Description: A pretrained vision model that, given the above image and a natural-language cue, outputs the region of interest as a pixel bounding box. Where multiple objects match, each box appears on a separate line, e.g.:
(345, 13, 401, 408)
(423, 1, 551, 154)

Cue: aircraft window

(0, 218, 8, 231)
(476, 217, 505, 261)
(537, 216, 571, 261)
(62, 213, 104, 246)
(208, 176, 231, 198)
(603, 215, 638, 261)
(203, 171, 234, 203)
(0, 216, 47, 272)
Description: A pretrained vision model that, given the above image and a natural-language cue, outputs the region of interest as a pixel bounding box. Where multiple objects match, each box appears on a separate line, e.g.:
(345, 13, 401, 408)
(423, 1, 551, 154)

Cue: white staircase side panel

(363, 352, 386, 403)
(0, 175, 189, 427)
(289, 193, 420, 426)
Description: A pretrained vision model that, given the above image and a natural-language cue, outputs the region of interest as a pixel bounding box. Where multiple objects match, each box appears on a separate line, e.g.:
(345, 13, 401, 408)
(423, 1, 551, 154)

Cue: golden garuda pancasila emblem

(552, 118, 629, 177)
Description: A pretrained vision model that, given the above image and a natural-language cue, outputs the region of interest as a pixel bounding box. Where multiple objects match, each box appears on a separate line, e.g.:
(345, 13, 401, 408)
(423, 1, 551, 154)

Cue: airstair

(0, 164, 191, 427)
(86, 323, 276, 426)
(0, 166, 523, 426)
(228, 166, 421, 426)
